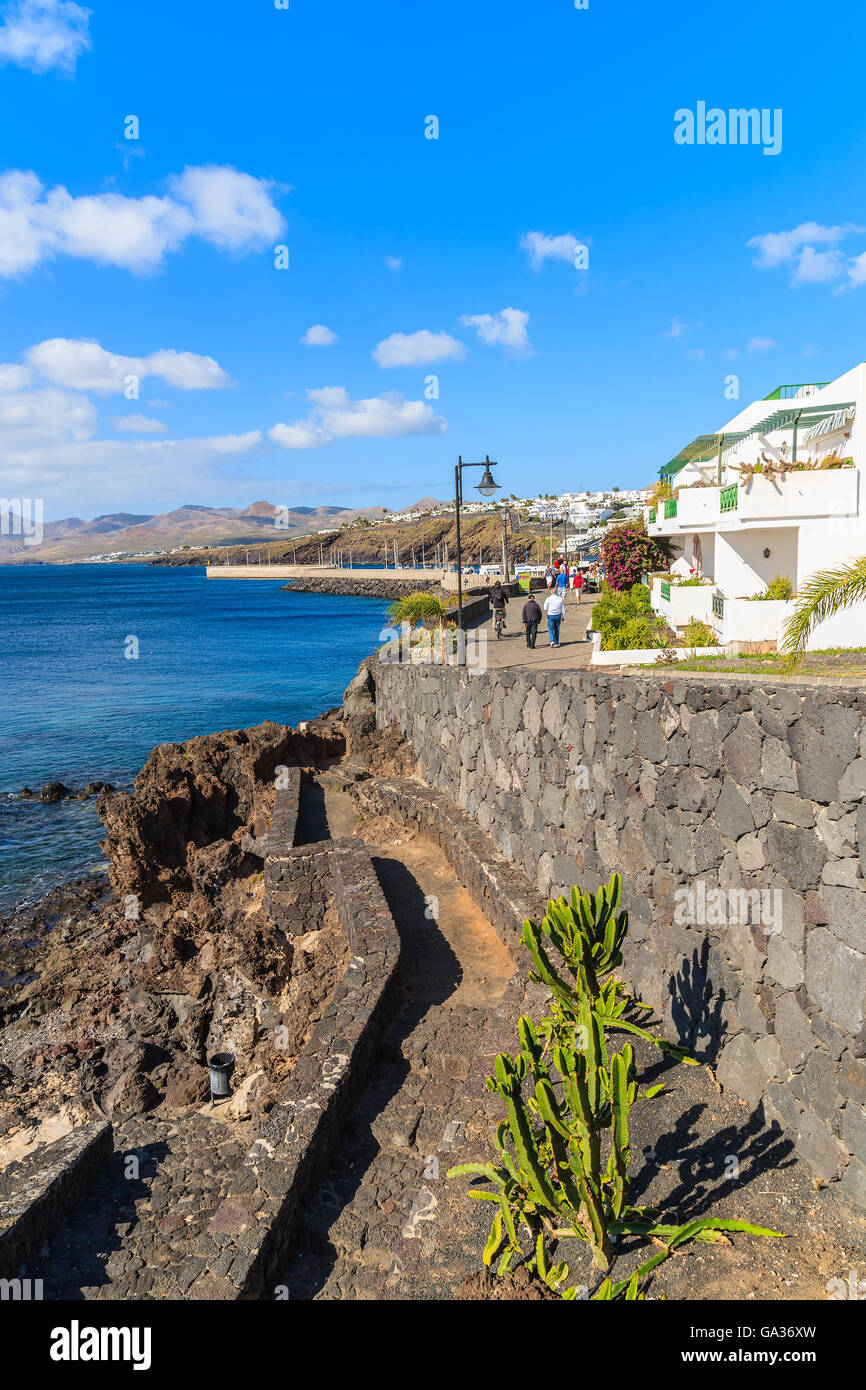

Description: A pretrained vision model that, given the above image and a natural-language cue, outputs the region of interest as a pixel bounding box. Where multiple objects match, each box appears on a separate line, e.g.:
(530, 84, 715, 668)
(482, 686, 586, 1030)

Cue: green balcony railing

(648, 508, 657, 524)
(712, 594, 724, 620)
(664, 497, 678, 519)
(720, 484, 738, 513)
(661, 580, 671, 601)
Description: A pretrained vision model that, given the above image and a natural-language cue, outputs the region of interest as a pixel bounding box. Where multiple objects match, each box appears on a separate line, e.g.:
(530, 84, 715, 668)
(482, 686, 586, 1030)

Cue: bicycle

(494, 608, 506, 639)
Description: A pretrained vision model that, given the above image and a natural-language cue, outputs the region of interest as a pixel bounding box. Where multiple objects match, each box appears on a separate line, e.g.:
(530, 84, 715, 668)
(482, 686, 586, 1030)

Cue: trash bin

(209, 1052, 235, 1104)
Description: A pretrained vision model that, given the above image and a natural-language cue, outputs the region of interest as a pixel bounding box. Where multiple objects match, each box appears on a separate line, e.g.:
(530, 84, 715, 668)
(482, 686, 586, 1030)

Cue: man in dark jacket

(522, 594, 542, 648)
(490, 580, 508, 610)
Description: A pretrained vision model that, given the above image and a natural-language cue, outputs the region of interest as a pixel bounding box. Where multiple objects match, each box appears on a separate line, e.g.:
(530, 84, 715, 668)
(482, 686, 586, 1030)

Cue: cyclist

(490, 580, 509, 636)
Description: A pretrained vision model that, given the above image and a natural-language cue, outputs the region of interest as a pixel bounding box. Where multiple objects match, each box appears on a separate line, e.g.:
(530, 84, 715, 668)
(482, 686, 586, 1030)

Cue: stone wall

(373, 658, 866, 1206)
(198, 835, 402, 1297)
(0, 1121, 113, 1279)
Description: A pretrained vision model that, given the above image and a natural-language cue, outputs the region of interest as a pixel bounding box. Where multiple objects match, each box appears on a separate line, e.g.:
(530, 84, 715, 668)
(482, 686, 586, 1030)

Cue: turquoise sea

(0, 565, 390, 913)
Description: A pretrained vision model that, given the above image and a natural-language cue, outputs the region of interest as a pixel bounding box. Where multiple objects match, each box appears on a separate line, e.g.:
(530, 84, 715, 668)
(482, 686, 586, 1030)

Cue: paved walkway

(277, 783, 515, 1299)
(477, 593, 595, 671)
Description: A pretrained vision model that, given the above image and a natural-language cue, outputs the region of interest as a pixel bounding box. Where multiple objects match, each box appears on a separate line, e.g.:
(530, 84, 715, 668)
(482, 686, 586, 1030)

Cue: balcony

(648, 466, 859, 536)
(711, 596, 793, 646)
(652, 576, 717, 629)
(728, 468, 858, 522)
(647, 488, 719, 534)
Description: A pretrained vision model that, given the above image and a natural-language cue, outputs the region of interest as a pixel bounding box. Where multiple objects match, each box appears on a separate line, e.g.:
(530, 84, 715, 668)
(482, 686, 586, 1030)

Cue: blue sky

(2, 0, 866, 520)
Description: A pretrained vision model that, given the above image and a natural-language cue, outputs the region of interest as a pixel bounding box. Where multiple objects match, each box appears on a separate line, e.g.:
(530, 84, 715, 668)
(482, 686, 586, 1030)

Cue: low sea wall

(0, 1121, 113, 1279)
(373, 658, 866, 1206)
(191, 764, 403, 1297)
(236, 836, 402, 1297)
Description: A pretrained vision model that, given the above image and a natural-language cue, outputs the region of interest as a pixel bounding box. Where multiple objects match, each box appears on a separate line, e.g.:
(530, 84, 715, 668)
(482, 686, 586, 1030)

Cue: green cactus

(524, 873, 697, 1065)
(449, 873, 786, 1299)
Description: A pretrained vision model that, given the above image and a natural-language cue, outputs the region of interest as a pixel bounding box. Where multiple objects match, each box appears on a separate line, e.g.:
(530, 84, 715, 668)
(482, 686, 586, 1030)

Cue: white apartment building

(644, 365, 866, 650)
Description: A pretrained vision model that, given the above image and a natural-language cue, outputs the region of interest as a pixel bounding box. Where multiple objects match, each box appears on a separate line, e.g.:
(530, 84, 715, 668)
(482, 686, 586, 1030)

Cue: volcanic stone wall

(0, 1121, 113, 1279)
(373, 659, 866, 1207)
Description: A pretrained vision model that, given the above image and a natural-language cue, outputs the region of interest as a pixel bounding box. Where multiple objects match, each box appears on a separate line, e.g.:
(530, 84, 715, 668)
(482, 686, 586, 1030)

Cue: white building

(644, 367, 865, 651)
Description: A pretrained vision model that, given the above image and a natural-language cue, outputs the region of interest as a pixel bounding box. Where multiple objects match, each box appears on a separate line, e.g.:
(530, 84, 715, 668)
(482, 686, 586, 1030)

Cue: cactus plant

(449, 876, 785, 1298)
(523, 873, 697, 1064)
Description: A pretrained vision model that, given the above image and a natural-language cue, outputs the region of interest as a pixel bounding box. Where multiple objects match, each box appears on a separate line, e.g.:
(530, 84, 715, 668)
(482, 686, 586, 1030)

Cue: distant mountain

(0, 499, 393, 564)
(411, 497, 444, 512)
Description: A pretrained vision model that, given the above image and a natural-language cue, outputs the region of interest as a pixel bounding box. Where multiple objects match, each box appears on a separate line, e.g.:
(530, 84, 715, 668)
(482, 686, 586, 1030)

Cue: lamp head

(476, 463, 499, 498)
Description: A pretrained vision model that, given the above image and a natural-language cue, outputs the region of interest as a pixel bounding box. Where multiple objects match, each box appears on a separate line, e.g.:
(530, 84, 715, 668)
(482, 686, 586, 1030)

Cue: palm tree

(781, 555, 866, 665)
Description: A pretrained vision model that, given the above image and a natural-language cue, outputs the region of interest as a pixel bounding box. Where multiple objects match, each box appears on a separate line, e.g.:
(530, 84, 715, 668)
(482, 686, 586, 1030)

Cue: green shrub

(748, 574, 794, 602)
(680, 618, 719, 647)
(594, 581, 666, 650)
(387, 591, 447, 626)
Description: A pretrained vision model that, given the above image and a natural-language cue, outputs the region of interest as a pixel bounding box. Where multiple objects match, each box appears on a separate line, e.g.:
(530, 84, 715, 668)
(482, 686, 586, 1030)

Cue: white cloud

(746, 222, 860, 270)
(746, 222, 866, 290)
(24, 338, 233, 393)
(520, 230, 584, 271)
(269, 419, 329, 450)
(661, 316, 702, 343)
(0, 164, 286, 278)
(0, 350, 265, 509)
(0, 0, 91, 76)
(111, 414, 168, 434)
(0, 383, 96, 449)
(270, 386, 446, 450)
(459, 308, 531, 355)
(845, 252, 866, 289)
(385, 256, 402, 272)
(0, 362, 33, 389)
(300, 324, 338, 347)
(167, 166, 285, 253)
(684, 348, 706, 362)
(746, 336, 777, 352)
(373, 329, 466, 368)
(791, 246, 846, 285)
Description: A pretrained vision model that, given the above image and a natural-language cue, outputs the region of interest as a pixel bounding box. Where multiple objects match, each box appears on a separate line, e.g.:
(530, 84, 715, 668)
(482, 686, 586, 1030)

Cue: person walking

(543, 588, 565, 647)
(556, 565, 568, 602)
(574, 569, 585, 604)
(522, 594, 542, 648)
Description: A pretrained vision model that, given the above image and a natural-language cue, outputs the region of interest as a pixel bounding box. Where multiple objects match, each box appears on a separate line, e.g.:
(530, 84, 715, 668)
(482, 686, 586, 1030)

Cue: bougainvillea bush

(601, 519, 671, 591)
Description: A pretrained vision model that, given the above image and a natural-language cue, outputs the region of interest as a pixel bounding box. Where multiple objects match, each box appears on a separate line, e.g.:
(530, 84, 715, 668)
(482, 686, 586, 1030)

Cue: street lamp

(501, 507, 514, 583)
(454, 454, 500, 663)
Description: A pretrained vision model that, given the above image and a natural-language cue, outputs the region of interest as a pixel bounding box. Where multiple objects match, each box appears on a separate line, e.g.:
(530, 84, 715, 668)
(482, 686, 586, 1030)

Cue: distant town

(58, 488, 654, 565)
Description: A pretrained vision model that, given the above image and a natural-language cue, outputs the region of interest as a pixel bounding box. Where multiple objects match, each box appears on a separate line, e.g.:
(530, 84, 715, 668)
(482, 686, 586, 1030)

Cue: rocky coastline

(0, 708, 351, 1170)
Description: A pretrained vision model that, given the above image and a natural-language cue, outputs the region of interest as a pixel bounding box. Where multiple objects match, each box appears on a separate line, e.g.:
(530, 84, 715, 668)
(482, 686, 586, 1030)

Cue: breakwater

(373, 657, 866, 1207)
(282, 575, 447, 600)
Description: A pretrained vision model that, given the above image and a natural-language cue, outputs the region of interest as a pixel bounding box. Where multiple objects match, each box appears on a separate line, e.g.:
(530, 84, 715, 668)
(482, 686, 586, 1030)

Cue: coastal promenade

(476, 593, 595, 672)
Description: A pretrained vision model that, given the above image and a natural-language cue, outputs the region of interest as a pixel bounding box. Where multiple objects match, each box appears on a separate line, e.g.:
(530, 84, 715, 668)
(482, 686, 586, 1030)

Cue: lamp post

(454, 454, 499, 664)
(501, 507, 514, 583)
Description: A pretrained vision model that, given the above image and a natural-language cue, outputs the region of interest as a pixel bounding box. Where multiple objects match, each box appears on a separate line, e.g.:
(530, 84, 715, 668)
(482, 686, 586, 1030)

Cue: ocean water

(0, 565, 391, 914)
